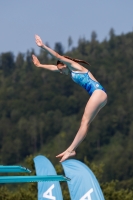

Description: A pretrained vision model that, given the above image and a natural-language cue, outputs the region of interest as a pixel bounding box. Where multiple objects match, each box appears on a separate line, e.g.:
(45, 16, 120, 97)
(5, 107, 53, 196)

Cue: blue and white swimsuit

(71, 71, 106, 96)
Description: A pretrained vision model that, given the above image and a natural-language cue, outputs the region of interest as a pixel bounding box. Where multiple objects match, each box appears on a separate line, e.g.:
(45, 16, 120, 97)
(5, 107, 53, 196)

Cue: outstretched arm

(32, 55, 59, 72)
(35, 35, 83, 71)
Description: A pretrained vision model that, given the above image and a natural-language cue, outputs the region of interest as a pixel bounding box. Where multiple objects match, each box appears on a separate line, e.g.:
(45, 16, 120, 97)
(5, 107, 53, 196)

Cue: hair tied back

(64, 56, 91, 66)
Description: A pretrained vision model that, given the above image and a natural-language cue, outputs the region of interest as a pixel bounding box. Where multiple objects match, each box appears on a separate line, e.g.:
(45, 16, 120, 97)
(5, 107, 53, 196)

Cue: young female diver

(32, 35, 107, 162)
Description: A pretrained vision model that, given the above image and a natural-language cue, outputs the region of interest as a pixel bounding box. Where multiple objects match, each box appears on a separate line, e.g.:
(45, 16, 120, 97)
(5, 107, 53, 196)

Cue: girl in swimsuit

(32, 35, 107, 162)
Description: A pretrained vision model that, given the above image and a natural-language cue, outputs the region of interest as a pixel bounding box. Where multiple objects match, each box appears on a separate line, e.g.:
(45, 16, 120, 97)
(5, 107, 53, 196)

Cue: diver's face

(57, 64, 69, 75)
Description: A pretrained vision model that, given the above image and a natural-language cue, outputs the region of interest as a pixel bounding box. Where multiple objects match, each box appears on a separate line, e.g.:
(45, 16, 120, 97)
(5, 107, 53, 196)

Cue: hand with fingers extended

(35, 34, 43, 47)
(32, 54, 40, 67)
(56, 150, 76, 162)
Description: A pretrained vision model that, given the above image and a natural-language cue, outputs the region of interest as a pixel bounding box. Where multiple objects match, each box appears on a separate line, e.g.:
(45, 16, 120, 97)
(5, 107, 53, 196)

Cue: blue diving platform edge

(0, 175, 71, 183)
(0, 165, 31, 173)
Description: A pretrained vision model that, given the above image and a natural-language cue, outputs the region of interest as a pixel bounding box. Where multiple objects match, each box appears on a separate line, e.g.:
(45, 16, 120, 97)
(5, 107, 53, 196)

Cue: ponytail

(64, 55, 91, 66)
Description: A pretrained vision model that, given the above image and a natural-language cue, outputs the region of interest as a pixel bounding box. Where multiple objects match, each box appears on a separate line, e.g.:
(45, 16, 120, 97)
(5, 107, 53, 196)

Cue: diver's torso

(71, 71, 106, 95)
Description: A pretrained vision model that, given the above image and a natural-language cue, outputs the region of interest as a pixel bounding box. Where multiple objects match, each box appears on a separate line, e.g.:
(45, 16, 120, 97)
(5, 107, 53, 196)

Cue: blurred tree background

(0, 29, 133, 199)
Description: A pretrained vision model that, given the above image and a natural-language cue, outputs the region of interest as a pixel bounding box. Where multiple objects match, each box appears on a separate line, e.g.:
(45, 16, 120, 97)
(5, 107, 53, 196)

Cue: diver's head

(57, 60, 69, 75)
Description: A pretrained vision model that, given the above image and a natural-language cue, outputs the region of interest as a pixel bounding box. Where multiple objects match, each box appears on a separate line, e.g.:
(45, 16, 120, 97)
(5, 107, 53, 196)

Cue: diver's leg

(68, 90, 107, 151)
(56, 90, 107, 162)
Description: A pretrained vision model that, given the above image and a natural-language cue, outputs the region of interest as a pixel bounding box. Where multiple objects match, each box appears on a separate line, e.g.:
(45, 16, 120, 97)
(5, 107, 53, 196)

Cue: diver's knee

(81, 116, 90, 127)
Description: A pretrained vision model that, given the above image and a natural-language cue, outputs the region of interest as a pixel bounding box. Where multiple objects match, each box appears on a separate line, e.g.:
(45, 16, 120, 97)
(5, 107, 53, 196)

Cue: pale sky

(0, 0, 133, 56)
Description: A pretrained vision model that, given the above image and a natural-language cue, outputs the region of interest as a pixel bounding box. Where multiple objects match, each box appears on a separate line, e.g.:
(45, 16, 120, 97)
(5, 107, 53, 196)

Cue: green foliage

(102, 181, 133, 200)
(0, 31, 133, 198)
